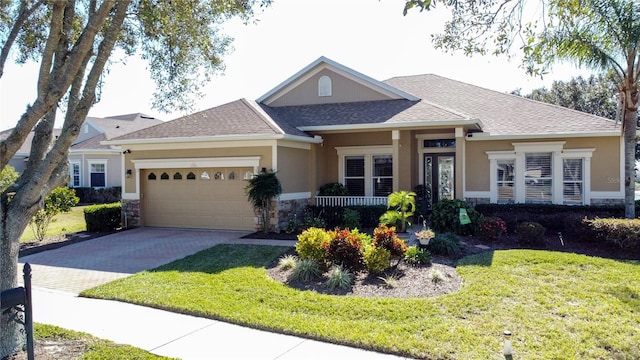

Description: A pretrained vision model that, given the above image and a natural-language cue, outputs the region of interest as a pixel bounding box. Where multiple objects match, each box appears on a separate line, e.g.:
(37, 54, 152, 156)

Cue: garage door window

(148, 172, 156, 180)
(229, 171, 237, 180)
(214, 171, 224, 180)
(173, 172, 182, 180)
(187, 172, 196, 180)
(201, 171, 210, 180)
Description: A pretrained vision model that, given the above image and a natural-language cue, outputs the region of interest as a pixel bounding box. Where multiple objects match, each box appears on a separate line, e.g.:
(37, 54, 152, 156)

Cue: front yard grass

(81, 244, 640, 359)
(33, 323, 175, 359)
(20, 205, 88, 242)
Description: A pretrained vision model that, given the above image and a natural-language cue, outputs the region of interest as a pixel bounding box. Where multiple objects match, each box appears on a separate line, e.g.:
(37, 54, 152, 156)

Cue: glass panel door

(424, 154, 455, 210)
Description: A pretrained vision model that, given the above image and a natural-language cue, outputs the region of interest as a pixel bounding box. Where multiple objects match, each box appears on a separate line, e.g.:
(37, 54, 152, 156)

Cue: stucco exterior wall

(68, 153, 122, 188)
(277, 145, 310, 193)
(270, 69, 394, 107)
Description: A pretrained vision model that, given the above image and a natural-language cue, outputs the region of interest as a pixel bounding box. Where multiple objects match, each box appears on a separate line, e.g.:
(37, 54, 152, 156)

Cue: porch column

(392, 130, 400, 192)
(455, 127, 464, 200)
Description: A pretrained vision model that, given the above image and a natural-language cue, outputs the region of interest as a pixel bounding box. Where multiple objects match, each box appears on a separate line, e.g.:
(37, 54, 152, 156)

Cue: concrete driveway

(18, 227, 294, 294)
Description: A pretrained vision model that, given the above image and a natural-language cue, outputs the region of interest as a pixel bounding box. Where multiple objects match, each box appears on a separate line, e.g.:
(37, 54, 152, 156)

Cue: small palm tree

(379, 190, 416, 233)
(245, 170, 282, 234)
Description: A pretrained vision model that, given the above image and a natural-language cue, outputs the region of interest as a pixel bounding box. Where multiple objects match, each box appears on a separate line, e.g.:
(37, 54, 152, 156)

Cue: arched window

(148, 172, 157, 180)
(186, 172, 196, 180)
(214, 171, 224, 180)
(173, 172, 183, 180)
(318, 75, 332, 97)
(201, 171, 210, 180)
(228, 171, 236, 180)
(160, 172, 169, 180)
(243, 171, 253, 180)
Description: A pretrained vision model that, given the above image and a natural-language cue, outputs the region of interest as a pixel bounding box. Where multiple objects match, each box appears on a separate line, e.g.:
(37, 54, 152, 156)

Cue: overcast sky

(0, 0, 592, 131)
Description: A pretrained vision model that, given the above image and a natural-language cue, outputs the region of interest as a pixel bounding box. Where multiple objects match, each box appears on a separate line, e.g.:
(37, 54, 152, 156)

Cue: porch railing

(314, 196, 388, 207)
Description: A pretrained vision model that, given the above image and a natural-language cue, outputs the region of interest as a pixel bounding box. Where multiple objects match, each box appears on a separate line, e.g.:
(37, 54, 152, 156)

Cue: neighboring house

(68, 113, 163, 188)
(1, 113, 162, 188)
(105, 56, 624, 231)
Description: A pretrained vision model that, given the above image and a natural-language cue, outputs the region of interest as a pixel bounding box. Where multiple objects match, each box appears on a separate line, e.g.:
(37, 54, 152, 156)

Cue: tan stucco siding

(124, 146, 273, 194)
(464, 137, 621, 192)
(397, 130, 414, 191)
(277, 146, 310, 193)
(270, 69, 394, 107)
(565, 137, 620, 191)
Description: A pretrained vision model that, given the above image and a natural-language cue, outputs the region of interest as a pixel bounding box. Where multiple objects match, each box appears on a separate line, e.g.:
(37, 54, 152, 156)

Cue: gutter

(297, 119, 483, 132)
(465, 131, 620, 141)
(101, 133, 323, 146)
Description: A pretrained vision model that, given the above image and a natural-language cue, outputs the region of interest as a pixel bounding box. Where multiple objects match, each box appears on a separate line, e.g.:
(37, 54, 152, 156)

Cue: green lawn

(20, 205, 88, 242)
(34, 323, 175, 359)
(82, 245, 640, 359)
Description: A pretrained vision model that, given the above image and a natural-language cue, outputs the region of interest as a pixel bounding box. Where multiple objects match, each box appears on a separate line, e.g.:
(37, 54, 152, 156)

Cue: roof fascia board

(298, 119, 482, 132)
(69, 149, 119, 154)
(102, 134, 322, 148)
(466, 131, 620, 141)
(257, 56, 419, 105)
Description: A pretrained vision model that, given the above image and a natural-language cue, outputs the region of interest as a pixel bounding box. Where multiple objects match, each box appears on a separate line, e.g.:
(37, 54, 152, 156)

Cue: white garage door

(142, 168, 255, 230)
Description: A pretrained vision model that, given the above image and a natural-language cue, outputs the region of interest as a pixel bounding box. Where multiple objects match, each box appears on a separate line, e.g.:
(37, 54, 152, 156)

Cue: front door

(423, 153, 455, 210)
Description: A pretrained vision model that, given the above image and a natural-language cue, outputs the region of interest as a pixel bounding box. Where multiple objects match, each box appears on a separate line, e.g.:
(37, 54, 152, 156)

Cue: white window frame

(337, 146, 393, 197)
(69, 162, 81, 187)
(318, 75, 332, 97)
(88, 160, 107, 188)
(487, 142, 594, 205)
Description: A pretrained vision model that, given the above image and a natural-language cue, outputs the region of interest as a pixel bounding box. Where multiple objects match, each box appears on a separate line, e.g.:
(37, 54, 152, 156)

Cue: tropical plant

(342, 208, 361, 230)
(325, 229, 365, 271)
(404, 246, 431, 266)
(245, 170, 282, 234)
(430, 199, 480, 235)
(295, 227, 331, 262)
(363, 245, 391, 274)
(373, 224, 408, 258)
(379, 191, 416, 232)
(288, 259, 322, 282)
(29, 187, 79, 241)
(325, 265, 354, 290)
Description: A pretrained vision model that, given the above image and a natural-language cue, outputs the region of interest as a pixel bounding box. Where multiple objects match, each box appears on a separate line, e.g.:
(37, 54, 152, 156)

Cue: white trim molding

(132, 157, 262, 172)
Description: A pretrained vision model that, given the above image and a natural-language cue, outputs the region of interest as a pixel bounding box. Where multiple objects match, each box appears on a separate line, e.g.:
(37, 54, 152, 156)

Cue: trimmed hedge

(306, 205, 387, 229)
(73, 186, 121, 204)
(582, 218, 640, 250)
(84, 202, 121, 232)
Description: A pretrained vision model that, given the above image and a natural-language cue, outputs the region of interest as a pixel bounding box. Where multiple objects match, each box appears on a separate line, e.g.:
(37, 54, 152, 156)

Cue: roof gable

(258, 56, 418, 107)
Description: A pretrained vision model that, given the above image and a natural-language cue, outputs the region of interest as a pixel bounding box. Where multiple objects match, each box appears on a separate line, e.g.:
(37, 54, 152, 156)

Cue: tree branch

(0, 0, 44, 78)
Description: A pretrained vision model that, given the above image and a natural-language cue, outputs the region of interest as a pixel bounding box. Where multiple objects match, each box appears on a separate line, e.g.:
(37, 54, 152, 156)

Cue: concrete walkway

(18, 228, 409, 360)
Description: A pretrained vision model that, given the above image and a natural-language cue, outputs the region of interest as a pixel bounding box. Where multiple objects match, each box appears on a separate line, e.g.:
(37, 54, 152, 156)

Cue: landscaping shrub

(306, 205, 386, 228)
(318, 182, 348, 196)
(584, 218, 640, 250)
(325, 229, 365, 271)
(517, 221, 546, 246)
(373, 224, 408, 257)
(278, 254, 298, 270)
(404, 245, 431, 266)
(430, 199, 480, 235)
(29, 187, 80, 241)
(288, 259, 322, 282)
(427, 232, 461, 256)
(84, 202, 121, 232)
(295, 227, 331, 261)
(363, 245, 391, 274)
(325, 265, 354, 290)
(73, 186, 121, 204)
(477, 216, 507, 242)
(342, 208, 361, 230)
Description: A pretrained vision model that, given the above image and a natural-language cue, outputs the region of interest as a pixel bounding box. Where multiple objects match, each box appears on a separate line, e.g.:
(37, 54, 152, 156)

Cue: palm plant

(379, 190, 416, 233)
(525, 0, 639, 218)
(245, 170, 282, 234)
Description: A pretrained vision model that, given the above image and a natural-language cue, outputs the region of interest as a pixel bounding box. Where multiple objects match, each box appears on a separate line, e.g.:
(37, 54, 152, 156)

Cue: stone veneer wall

(591, 198, 625, 206)
(122, 199, 140, 228)
(276, 198, 311, 232)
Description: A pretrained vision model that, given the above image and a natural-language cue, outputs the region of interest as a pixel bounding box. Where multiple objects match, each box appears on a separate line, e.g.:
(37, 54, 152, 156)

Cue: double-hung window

(525, 153, 552, 204)
(496, 159, 515, 203)
(563, 158, 583, 205)
(70, 162, 81, 187)
(89, 162, 106, 188)
(338, 147, 393, 197)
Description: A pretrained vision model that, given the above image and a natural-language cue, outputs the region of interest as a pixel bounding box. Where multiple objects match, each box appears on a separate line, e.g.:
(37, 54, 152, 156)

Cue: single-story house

(105, 56, 624, 231)
(1, 113, 162, 189)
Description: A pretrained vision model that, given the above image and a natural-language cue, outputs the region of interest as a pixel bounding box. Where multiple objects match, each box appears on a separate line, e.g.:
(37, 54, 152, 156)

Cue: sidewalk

(18, 228, 409, 360)
(32, 287, 407, 360)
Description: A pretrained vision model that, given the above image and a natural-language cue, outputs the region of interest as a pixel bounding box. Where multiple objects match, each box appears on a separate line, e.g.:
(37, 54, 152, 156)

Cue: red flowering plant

(324, 228, 365, 271)
(477, 216, 507, 242)
(373, 224, 408, 257)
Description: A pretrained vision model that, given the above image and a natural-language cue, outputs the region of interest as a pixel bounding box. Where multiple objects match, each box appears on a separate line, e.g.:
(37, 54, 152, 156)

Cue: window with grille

(372, 155, 393, 197)
(89, 162, 106, 187)
(525, 153, 552, 204)
(344, 156, 365, 196)
(496, 159, 514, 203)
(70, 163, 81, 187)
(563, 158, 583, 205)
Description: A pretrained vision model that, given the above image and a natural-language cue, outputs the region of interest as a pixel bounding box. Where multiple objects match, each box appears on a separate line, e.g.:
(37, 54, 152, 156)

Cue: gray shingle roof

(72, 113, 163, 150)
(0, 129, 62, 155)
(114, 99, 286, 141)
(384, 74, 619, 135)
